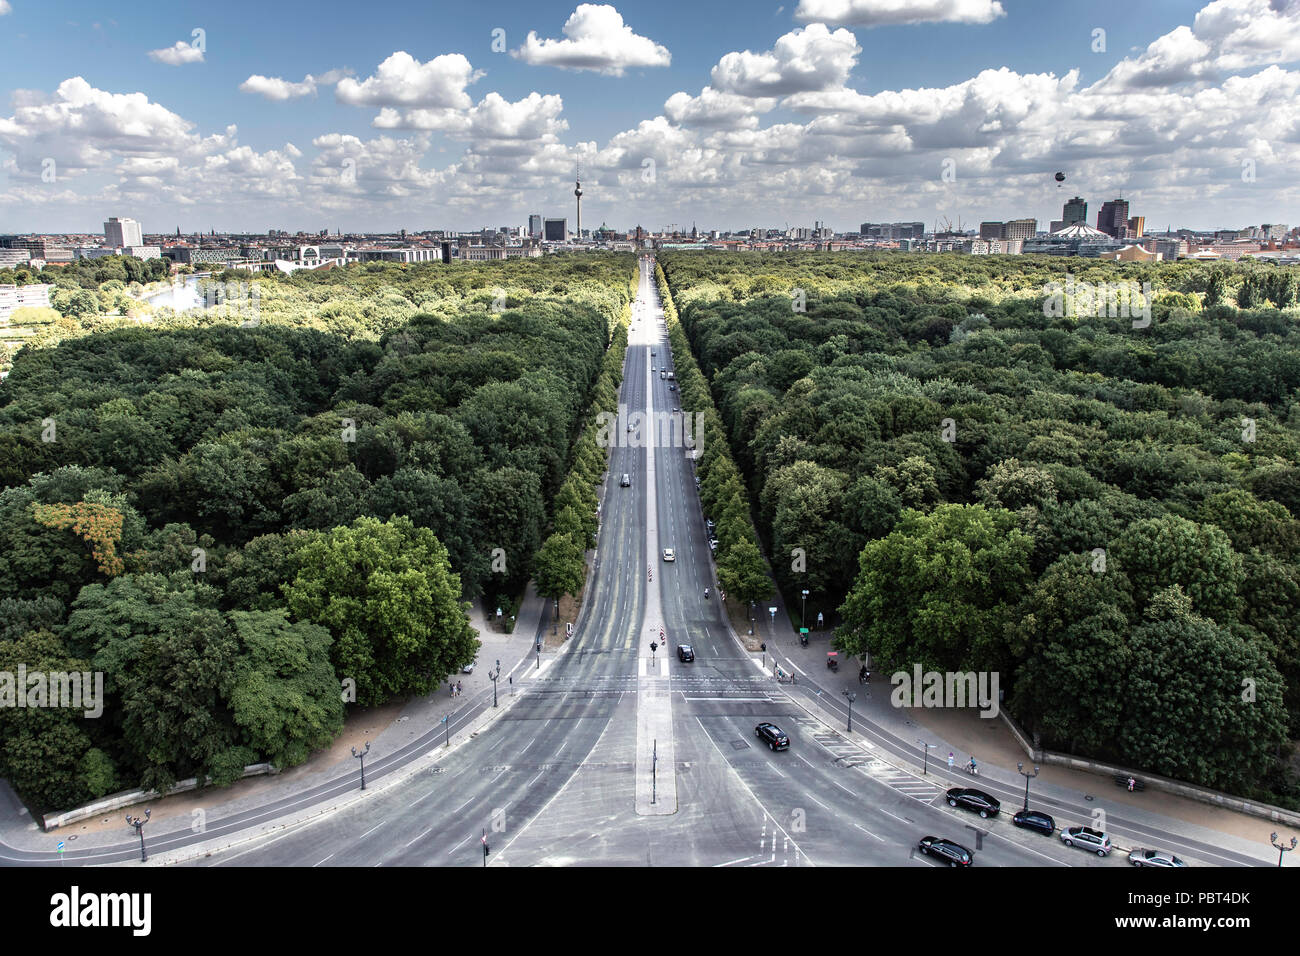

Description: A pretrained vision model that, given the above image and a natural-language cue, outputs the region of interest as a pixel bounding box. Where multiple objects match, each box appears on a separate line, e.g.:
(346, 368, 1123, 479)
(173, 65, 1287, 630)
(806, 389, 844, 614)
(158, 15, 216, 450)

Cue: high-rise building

(104, 217, 142, 247)
(1063, 197, 1087, 226)
(1127, 216, 1145, 239)
(1096, 199, 1130, 238)
(980, 221, 1005, 240)
(529, 215, 543, 237)
(543, 218, 567, 242)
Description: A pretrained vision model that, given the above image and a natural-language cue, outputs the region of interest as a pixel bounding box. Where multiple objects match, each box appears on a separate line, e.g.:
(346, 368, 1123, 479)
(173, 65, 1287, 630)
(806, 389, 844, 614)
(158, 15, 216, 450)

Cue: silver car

(1061, 826, 1112, 856)
(1129, 848, 1186, 867)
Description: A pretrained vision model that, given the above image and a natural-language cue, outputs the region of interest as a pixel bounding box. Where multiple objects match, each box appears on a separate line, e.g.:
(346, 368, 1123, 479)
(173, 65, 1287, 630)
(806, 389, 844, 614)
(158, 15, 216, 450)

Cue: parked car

(1012, 809, 1056, 835)
(1061, 826, 1112, 856)
(708, 538, 718, 552)
(917, 836, 973, 867)
(705, 519, 715, 534)
(1128, 848, 1186, 867)
(620, 474, 631, 487)
(662, 548, 676, 562)
(660, 371, 667, 379)
(677, 644, 695, 662)
(945, 788, 1001, 819)
(668, 383, 677, 390)
(461, 660, 476, 674)
(755, 722, 789, 750)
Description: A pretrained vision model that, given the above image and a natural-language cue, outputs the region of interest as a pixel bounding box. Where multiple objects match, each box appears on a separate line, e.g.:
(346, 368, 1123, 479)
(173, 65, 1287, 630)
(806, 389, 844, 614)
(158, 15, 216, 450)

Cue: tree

(1112, 515, 1243, 624)
(717, 537, 772, 607)
(837, 504, 1032, 674)
(282, 516, 478, 707)
(533, 532, 586, 608)
(222, 610, 344, 769)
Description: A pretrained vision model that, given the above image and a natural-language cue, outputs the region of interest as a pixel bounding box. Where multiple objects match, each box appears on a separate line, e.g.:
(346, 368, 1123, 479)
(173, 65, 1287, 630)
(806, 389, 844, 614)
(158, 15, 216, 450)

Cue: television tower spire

(574, 161, 583, 241)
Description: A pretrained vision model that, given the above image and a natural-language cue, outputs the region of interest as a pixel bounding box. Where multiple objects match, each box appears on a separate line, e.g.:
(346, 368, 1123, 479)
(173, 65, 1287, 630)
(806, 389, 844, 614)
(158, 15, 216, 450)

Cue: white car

(662, 549, 676, 562)
(1128, 848, 1186, 867)
(1061, 826, 1112, 856)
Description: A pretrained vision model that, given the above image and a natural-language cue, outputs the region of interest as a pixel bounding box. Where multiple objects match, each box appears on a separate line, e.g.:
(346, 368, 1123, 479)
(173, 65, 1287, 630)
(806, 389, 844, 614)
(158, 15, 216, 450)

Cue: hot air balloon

(1055, 171, 1066, 188)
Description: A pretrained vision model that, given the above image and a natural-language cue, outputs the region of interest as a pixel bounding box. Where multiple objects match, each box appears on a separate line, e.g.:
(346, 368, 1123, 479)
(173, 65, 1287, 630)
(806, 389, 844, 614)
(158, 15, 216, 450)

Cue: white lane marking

(405, 826, 433, 848)
(855, 822, 886, 842)
(447, 833, 473, 854)
(715, 856, 756, 867)
(878, 807, 911, 825)
(312, 851, 337, 867)
(358, 821, 387, 840)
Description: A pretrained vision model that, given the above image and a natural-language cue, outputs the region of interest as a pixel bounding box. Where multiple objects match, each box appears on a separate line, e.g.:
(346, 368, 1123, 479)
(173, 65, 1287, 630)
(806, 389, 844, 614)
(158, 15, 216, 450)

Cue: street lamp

(489, 660, 501, 707)
(351, 742, 370, 790)
(801, 589, 809, 629)
(1017, 762, 1040, 811)
(918, 739, 933, 775)
(125, 808, 150, 863)
(842, 690, 856, 733)
(1271, 832, 1297, 867)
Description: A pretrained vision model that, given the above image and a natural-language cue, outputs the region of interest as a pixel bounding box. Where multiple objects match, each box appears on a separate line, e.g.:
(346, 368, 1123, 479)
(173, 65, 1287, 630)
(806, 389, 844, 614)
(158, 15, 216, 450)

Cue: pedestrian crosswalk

(790, 716, 944, 803)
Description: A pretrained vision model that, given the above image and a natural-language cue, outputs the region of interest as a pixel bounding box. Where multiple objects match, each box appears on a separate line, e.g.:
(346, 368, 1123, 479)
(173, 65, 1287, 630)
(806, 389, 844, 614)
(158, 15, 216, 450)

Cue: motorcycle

(826, 658, 838, 672)
(799, 633, 809, 647)
(859, 667, 870, 684)
(704, 588, 709, 599)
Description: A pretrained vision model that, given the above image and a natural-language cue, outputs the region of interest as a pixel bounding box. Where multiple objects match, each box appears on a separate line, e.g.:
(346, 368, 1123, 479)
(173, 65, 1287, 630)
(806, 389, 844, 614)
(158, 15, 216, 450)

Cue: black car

(677, 643, 695, 662)
(1012, 809, 1055, 835)
(917, 836, 973, 867)
(945, 788, 1001, 819)
(755, 722, 789, 751)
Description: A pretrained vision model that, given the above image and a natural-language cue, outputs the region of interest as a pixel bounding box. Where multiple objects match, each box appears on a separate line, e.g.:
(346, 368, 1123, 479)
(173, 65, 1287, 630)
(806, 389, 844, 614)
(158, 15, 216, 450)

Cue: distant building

(1004, 219, 1037, 241)
(104, 217, 143, 248)
(0, 249, 31, 267)
(1062, 196, 1087, 226)
(0, 283, 53, 322)
(1127, 216, 1145, 239)
(1024, 222, 1122, 257)
(980, 221, 1004, 240)
(543, 218, 567, 242)
(859, 221, 926, 240)
(1099, 244, 1160, 262)
(1096, 199, 1130, 238)
(528, 214, 543, 238)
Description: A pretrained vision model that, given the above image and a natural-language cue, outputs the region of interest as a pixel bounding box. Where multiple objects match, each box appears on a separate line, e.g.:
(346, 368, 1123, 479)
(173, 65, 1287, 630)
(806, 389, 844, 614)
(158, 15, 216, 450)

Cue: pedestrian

(450, 682, 455, 698)
(457, 681, 463, 697)
(1127, 776, 1135, 792)
(947, 752, 955, 770)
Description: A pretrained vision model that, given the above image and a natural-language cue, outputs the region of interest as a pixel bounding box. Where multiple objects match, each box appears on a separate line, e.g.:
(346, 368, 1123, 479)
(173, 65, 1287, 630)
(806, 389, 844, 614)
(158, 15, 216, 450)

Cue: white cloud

(336, 51, 482, 109)
(374, 91, 568, 147)
(710, 23, 861, 97)
(513, 3, 670, 75)
(1097, 0, 1300, 90)
(240, 69, 353, 101)
(147, 41, 204, 66)
(0, 2, 12, 15)
(794, 0, 1005, 26)
(664, 87, 778, 129)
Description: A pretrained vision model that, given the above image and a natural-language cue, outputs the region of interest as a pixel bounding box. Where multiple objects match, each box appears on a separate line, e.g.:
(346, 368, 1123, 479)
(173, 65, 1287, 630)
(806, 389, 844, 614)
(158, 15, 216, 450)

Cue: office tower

(543, 218, 567, 242)
(1127, 216, 1144, 239)
(1096, 199, 1130, 237)
(980, 221, 1004, 240)
(529, 214, 542, 237)
(1063, 196, 1087, 226)
(104, 217, 142, 247)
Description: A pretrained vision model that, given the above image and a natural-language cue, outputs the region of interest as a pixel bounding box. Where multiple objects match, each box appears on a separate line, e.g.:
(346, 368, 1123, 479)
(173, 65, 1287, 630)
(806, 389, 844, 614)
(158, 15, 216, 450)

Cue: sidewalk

(717, 581, 1287, 864)
(0, 585, 553, 857)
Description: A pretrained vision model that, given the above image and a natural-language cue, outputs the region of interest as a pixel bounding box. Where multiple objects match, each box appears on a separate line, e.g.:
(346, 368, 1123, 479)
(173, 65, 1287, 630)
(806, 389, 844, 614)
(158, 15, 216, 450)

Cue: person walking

(947, 752, 955, 770)
(457, 681, 463, 697)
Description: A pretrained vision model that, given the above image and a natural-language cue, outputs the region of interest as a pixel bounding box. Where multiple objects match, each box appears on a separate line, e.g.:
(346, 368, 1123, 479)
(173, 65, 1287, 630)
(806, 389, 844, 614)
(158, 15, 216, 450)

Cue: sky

(1, 0, 1298, 235)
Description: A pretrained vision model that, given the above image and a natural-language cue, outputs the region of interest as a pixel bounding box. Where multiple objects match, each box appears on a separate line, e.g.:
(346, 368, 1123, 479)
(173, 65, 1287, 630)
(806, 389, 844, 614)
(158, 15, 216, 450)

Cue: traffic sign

(56, 841, 65, 853)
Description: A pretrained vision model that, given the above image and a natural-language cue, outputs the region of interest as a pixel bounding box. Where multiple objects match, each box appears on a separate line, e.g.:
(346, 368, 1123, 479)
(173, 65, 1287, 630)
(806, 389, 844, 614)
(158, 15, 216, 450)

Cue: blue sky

(1, 0, 1296, 234)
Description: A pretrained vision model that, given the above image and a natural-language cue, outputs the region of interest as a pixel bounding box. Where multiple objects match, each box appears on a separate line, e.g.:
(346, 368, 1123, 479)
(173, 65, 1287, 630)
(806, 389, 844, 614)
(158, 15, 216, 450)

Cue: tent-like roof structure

(1049, 222, 1112, 239)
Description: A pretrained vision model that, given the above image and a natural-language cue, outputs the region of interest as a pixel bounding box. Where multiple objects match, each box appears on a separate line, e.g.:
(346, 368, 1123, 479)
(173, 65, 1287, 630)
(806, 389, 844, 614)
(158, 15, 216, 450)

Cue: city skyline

(1, 0, 1299, 233)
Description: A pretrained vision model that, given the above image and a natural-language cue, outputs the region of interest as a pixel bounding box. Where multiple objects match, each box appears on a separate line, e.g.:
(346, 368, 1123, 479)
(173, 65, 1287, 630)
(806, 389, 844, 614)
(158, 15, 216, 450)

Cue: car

(677, 644, 694, 662)
(668, 384, 677, 391)
(1012, 809, 1056, 835)
(1129, 848, 1186, 867)
(1061, 826, 1112, 856)
(461, 660, 476, 674)
(917, 836, 973, 867)
(708, 538, 718, 552)
(662, 548, 676, 562)
(945, 788, 1001, 819)
(620, 474, 631, 487)
(651, 350, 656, 356)
(755, 722, 789, 750)
(660, 371, 667, 379)
(705, 519, 715, 533)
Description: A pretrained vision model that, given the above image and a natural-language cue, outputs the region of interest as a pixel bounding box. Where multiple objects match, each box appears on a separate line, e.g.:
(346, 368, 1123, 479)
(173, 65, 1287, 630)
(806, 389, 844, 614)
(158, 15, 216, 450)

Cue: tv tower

(574, 161, 583, 240)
